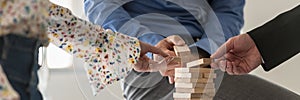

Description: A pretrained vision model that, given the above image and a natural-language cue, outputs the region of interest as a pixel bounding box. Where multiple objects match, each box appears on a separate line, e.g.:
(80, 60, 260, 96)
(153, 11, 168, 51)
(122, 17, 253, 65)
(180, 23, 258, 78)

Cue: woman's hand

(154, 35, 185, 84)
(133, 41, 169, 72)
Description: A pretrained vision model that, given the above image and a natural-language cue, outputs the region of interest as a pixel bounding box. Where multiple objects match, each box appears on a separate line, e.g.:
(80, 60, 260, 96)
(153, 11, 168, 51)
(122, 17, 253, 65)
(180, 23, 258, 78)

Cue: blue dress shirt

(84, 0, 245, 99)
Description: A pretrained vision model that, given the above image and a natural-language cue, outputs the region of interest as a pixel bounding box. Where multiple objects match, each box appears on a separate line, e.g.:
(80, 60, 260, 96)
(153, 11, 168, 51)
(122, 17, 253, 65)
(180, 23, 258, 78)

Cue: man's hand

(133, 41, 169, 72)
(211, 34, 262, 75)
(154, 35, 185, 84)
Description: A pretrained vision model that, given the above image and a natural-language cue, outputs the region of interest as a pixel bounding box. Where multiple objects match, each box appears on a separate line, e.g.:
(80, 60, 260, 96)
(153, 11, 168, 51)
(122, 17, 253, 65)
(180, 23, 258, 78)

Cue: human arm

(248, 5, 300, 71)
(211, 5, 300, 75)
(210, 34, 261, 75)
(84, 0, 166, 51)
(84, 0, 165, 41)
(47, 4, 167, 95)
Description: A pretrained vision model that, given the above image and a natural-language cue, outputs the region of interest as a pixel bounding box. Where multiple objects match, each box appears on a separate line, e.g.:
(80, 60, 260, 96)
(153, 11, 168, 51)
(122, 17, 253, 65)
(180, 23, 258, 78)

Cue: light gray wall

(44, 0, 300, 100)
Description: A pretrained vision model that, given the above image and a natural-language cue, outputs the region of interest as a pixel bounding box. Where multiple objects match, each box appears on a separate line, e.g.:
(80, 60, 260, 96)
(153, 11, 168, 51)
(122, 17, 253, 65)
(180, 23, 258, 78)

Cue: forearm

(248, 5, 300, 71)
(85, 0, 166, 59)
(47, 4, 141, 94)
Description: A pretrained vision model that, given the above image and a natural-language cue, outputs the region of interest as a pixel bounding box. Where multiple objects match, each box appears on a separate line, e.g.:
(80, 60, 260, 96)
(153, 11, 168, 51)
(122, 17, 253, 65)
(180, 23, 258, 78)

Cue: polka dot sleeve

(47, 4, 140, 95)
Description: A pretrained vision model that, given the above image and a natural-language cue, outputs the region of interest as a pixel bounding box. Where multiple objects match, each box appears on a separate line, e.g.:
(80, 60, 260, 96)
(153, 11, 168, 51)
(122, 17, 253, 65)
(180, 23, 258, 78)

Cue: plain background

(43, 0, 300, 100)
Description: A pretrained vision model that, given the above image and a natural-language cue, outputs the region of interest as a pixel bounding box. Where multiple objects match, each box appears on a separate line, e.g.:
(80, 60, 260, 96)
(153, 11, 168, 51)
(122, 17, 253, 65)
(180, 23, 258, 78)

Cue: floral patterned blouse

(0, 0, 141, 96)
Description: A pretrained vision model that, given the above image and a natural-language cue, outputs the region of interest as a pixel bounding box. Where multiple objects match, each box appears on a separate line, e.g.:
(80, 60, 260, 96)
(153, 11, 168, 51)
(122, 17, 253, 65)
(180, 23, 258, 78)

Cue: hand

(211, 34, 262, 75)
(133, 41, 169, 72)
(154, 35, 185, 84)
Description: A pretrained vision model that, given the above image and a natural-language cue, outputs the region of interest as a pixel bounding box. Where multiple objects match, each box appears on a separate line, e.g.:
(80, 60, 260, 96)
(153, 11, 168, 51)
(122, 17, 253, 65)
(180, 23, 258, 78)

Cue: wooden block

(174, 98, 213, 100)
(203, 73, 217, 78)
(187, 58, 212, 68)
(175, 83, 215, 89)
(173, 93, 202, 98)
(173, 93, 213, 99)
(175, 78, 214, 83)
(174, 45, 191, 56)
(175, 68, 213, 73)
(204, 92, 216, 97)
(179, 54, 196, 67)
(176, 88, 215, 93)
(175, 72, 202, 78)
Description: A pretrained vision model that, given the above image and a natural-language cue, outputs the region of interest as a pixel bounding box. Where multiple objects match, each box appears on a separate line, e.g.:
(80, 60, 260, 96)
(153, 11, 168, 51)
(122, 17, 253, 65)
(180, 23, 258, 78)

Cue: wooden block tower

(173, 45, 216, 100)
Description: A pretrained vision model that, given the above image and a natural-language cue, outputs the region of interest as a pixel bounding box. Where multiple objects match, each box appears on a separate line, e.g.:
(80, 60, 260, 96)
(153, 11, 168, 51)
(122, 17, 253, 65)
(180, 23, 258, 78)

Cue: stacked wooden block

(173, 45, 216, 100)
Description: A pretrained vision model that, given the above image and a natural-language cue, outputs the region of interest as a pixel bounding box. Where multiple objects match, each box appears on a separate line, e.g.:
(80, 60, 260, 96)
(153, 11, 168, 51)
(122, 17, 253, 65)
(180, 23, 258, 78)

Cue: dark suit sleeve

(248, 5, 300, 71)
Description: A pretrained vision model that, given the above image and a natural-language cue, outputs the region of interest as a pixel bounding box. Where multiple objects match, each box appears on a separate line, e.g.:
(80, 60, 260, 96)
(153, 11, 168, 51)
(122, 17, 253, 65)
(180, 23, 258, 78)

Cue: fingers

(134, 55, 151, 72)
(219, 60, 227, 72)
(160, 69, 175, 84)
(159, 61, 180, 75)
(211, 37, 235, 59)
(166, 35, 185, 46)
(139, 41, 169, 57)
(146, 43, 169, 57)
(225, 61, 247, 75)
(134, 55, 169, 72)
(232, 62, 242, 75)
(150, 56, 181, 72)
(168, 76, 175, 84)
(160, 69, 175, 76)
(212, 59, 242, 75)
(226, 61, 234, 75)
(167, 59, 181, 69)
(213, 59, 251, 75)
(210, 62, 219, 69)
(159, 61, 181, 85)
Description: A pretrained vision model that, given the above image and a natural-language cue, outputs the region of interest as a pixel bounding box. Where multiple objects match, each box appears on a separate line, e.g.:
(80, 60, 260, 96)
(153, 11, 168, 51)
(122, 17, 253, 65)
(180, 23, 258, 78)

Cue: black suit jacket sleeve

(248, 5, 300, 71)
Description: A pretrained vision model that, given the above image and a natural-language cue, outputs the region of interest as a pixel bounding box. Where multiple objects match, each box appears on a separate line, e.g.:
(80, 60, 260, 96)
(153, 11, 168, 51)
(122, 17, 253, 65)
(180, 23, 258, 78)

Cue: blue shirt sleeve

(84, 0, 165, 45)
(84, 0, 166, 59)
(194, 0, 245, 54)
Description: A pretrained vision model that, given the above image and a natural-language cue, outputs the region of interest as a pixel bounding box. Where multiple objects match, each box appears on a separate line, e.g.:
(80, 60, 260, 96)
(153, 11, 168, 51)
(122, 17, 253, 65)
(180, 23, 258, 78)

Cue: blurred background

(41, 0, 300, 99)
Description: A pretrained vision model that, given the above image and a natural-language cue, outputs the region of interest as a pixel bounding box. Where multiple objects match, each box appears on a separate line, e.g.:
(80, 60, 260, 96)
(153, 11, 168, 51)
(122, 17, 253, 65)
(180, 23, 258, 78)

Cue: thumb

(148, 45, 169, 57)
(211, 37, 235, 59)
(148, 57, 174, 72)
(139, 41, 169, 57)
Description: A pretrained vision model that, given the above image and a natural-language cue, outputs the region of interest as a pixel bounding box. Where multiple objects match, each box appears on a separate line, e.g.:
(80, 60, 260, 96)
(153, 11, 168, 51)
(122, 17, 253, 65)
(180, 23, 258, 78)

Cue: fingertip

(210, 55, 215, 59)
(226, 61, 234, 75)
(169, 76, 174, 84)
(219, 60, 226, 72)
(231, 62, 241, 75)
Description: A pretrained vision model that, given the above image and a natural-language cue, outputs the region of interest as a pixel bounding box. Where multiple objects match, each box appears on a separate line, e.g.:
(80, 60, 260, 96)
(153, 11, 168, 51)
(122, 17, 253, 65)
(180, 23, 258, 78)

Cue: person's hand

(133, 41, 169, 72)
(211, 34, 262, 75)
(154, 35, 185, 84)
